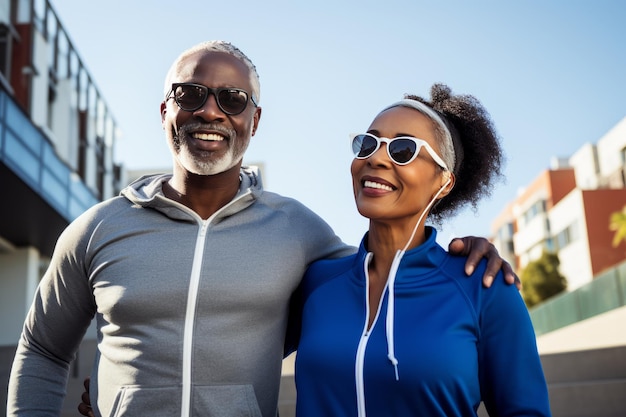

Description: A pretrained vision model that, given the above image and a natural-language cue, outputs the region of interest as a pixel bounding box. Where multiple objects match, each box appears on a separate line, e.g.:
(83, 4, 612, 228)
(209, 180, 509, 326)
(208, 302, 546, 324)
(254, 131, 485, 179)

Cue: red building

(491, 118, 626, 290)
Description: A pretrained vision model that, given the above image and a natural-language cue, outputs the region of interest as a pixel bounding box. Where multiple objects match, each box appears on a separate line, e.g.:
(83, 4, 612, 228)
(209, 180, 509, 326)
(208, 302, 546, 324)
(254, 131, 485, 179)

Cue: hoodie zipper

(355, 253, 385, 417)
(180, 219, 209, 417)
(355, 250, 404, 417)
(355, 328, 370, 417)
(179, 190, 252, 417)
(353, 179, 439, 417)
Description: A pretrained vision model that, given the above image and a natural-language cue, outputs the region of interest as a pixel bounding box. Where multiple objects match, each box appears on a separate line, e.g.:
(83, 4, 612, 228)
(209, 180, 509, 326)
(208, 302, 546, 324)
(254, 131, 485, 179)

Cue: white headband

(380, 99, 455, 172)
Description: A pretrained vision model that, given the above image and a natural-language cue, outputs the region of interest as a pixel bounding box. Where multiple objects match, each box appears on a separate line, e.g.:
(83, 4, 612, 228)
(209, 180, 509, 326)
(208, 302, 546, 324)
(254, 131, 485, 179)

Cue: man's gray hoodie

(7, 167, 353, 416)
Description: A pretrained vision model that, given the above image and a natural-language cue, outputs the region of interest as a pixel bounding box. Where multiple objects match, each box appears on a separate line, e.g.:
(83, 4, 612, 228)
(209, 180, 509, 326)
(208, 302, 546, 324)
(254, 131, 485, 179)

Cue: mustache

(177, 122, 237, 140)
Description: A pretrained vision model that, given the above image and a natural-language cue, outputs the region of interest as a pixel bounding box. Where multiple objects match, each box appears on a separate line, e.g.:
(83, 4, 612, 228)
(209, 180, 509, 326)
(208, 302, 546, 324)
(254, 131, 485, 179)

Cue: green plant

(521, 250, 567, 307)
(609, 205, 626, 248)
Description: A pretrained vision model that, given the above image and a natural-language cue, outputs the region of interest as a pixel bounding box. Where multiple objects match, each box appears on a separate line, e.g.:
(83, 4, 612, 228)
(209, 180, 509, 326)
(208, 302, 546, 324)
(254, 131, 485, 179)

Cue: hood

(119, 166, 263, 221)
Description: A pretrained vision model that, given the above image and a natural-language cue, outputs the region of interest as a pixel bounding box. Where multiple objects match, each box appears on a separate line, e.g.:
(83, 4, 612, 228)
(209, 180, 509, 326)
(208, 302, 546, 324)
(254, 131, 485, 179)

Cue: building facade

(492, 117, 626, 291)
(1, 0, 123, 414)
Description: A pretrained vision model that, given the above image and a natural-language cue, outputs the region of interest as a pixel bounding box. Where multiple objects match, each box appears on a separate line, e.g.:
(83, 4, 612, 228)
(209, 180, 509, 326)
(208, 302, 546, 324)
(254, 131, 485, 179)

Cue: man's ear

(251, 106, 262, 136)
(160, 101, 167, 126)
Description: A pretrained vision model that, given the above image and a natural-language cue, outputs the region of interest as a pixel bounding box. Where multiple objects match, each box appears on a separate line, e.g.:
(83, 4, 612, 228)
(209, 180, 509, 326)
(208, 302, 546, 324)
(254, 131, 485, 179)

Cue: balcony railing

(0, 86, 98, 221)
(530, 258, 626, 335)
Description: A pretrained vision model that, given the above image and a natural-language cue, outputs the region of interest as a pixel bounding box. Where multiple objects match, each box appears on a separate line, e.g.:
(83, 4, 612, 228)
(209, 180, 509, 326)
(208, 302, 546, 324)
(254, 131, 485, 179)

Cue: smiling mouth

(192, 132, 226, 141)
(363, 180, 394, 191)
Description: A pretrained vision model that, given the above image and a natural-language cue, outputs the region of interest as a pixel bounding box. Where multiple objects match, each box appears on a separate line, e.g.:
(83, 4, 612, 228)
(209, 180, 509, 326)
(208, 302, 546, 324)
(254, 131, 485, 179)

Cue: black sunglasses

(166, 83, 257, 115)
(350, 133, 448, 169)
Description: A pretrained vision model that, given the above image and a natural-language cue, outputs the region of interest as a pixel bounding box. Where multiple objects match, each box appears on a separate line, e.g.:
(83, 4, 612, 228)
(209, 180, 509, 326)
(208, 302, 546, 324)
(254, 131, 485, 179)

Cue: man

(8, 41, 516, 417)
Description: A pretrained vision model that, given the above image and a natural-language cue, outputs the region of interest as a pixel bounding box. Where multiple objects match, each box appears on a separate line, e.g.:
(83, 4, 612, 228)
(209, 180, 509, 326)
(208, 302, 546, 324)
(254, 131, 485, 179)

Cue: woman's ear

(437, 171, 455, 199)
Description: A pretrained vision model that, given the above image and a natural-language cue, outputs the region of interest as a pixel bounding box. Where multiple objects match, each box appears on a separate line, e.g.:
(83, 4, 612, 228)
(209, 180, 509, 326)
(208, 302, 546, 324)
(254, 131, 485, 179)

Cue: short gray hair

(164, 40, 261, 104)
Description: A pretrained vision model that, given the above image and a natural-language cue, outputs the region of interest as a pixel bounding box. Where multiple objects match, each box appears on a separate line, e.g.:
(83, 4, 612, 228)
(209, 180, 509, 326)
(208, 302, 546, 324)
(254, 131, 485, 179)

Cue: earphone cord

(385, 175, 452, 381)
(401, 176, 452, 252)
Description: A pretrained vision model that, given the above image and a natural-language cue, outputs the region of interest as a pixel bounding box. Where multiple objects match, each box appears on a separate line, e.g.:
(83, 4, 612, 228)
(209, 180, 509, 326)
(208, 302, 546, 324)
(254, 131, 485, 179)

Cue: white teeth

(192, 132, 225, 141)
(364, 180, 393, 191)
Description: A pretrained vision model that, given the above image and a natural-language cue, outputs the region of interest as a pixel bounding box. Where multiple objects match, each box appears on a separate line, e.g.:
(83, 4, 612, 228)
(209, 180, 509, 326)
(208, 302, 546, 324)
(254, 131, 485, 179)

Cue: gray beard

(175, 141, 240, 176)
(170, 122, 247, 176)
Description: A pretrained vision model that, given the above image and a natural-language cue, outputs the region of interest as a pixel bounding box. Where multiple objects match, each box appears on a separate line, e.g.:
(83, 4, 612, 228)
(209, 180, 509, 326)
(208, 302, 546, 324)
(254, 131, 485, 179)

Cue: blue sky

(51, 0, 626, 247)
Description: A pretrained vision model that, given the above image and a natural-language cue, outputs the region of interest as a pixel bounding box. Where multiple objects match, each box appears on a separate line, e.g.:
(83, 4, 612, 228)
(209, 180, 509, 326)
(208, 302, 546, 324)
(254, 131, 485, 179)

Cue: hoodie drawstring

(385, 177, 452, 379)
(357, 178, 452, 416)
(385, 249, 403, 381)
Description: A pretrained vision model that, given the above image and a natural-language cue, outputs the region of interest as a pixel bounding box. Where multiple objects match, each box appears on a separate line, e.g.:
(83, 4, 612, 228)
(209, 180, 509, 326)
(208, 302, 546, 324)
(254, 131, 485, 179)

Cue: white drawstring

(384, 177, 451, 381)
(357, 177, 452, 417)
(385, 250, 403, 380)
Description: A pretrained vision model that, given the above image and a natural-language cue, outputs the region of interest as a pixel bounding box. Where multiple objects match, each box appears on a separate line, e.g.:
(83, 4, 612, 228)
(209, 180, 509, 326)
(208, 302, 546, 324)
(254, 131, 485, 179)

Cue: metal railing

(0, 87, 98, 221)
(529, 258, 626, 335)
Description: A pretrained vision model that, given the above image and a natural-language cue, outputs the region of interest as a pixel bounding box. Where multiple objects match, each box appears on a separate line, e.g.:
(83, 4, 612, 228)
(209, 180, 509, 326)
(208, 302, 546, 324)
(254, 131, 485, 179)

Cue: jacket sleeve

(7, 216, 97, 416)
(291, 202, 356, 265)
(282, 200, 356, 356)
(477, 275, 552, 416)
(284, 282, 304, 357)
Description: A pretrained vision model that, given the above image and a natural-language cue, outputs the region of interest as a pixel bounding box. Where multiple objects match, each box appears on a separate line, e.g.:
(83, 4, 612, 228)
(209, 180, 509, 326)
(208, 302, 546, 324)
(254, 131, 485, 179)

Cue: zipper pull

(200, 220, 209, 236)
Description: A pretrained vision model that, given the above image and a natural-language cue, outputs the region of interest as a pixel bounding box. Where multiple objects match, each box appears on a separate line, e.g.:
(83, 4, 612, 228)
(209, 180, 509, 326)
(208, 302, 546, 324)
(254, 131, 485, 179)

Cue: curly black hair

(405, 83, 505, 223)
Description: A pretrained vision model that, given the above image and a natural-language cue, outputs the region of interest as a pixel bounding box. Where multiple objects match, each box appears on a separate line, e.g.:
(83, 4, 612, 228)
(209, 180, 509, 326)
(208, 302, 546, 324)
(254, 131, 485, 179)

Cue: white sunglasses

(350, 132, 448, 170)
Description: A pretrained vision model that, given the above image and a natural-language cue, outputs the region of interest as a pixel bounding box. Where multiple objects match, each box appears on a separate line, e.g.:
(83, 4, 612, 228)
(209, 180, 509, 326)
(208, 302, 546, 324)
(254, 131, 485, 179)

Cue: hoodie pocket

(109, 386, 180, 416)
(193, 384, 262, 416)
(109, 384, 262, 417)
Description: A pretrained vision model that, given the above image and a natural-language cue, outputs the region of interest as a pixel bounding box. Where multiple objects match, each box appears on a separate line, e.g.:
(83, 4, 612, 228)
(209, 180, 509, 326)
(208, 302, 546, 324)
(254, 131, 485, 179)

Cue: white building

(0, 1, 123, 414)
(492, 117, 626, 291)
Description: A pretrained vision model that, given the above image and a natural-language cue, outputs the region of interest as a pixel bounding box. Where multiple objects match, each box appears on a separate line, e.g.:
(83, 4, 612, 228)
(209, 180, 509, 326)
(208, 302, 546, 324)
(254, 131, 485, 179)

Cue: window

(521, 199, 546, 225)
(0, 23, 12, 83)
(497, 222, 514, 241)
(506, 241, 514, 253)
(555, 220, 579, 250)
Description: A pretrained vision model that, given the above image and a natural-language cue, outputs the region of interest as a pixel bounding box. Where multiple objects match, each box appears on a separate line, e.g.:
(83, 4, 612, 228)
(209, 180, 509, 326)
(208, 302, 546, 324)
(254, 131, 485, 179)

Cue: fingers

(449, 237, 475, 275)
(502, 261, 522, 290)
(447, 237, 466, 255)
(78, 376, 94, 416)
(450, 236, 520, 288)
(462, 237, 493, 278)
(77, 402, 94, 417)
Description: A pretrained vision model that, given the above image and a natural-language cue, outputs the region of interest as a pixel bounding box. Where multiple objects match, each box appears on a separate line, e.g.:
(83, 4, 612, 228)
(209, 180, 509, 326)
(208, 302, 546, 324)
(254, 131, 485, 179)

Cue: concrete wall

(0, 247, 41, 346)
(541, 346, 626, 417)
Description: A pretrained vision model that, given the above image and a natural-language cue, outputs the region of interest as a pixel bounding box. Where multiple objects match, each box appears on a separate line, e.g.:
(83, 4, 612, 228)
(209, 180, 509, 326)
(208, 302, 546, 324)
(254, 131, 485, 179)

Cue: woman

(293, 84, 551, 416)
